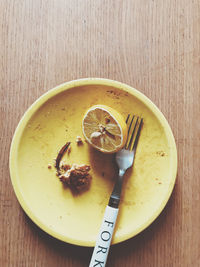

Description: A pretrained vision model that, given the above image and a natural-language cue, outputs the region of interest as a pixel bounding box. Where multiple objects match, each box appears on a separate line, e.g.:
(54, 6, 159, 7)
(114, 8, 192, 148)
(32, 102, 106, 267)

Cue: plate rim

(9, 78, 177, 247)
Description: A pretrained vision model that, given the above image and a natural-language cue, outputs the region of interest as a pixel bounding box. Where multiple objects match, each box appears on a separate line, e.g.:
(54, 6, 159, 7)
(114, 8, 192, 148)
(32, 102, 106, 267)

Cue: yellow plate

(9, 78, 177, 247)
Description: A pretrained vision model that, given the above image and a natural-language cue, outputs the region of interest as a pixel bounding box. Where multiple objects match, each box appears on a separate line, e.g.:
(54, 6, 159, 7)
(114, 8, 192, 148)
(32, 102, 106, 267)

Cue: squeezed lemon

(82, 105, 127, 153)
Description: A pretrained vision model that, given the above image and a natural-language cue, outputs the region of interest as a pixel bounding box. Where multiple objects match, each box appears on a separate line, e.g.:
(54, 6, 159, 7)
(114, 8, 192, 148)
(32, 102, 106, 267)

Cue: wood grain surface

(1, 0, 200, 266)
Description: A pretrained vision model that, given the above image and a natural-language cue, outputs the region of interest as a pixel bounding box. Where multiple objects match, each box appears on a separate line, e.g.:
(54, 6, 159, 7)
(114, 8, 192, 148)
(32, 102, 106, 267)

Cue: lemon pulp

(82, 105, 127, 153)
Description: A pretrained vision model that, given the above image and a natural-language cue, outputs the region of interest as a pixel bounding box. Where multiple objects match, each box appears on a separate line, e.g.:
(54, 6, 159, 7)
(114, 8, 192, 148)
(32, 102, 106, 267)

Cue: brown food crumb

(59, 164, 91, 192)
(60, 164, 71, 172)
(156, 151, 166, 157)
(55, 142, 71, 173)
(54, 141, 92, 193)
(60, 160, 66, 166)
(158, 182, 162, 184)
(48, 164, 52, 169)
(76, 136, 83, 145)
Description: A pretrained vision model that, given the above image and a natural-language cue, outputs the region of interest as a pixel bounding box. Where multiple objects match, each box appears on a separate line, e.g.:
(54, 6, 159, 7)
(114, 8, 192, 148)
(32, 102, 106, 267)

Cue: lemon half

(82, 105, 127, 153)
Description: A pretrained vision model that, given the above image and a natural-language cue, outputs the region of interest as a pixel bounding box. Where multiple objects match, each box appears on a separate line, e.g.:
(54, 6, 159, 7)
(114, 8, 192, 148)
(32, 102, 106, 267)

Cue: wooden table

(1, 1, 200, 266)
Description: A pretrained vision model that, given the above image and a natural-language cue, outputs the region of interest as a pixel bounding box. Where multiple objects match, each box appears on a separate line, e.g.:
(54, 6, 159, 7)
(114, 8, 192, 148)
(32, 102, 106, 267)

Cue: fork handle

(89, 205, 119, 267)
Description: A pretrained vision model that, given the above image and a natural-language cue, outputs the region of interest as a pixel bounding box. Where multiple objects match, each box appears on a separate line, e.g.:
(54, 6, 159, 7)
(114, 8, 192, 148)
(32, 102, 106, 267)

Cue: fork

(89, 115, 143, 267)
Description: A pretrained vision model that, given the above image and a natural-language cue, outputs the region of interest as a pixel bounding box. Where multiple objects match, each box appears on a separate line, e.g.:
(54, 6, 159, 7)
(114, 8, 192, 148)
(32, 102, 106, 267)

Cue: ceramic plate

(9, 78, 177, 247)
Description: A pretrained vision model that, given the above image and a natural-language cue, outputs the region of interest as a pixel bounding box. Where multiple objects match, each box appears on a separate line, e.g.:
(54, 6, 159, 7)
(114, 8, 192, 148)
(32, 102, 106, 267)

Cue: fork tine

(130, 118, 143, 151)
(126, 114, 130, 123)
(125, 115, 135, 147)
(126, 117, 139, 149)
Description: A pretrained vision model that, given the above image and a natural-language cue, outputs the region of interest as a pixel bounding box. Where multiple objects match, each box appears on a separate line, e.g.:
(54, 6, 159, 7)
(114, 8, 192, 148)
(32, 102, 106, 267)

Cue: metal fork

(89, 115, 143, 267)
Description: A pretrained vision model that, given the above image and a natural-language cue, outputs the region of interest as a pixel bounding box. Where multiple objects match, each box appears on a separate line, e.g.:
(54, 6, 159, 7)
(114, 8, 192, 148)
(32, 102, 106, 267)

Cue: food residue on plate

(55, 142, 71, 172)
(76, 136, 83, 145)
(59, 163, 91, 192)
(156, 151, 166, 157)
(51, 140, 91, 193)
(47, 164, 52, 169)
